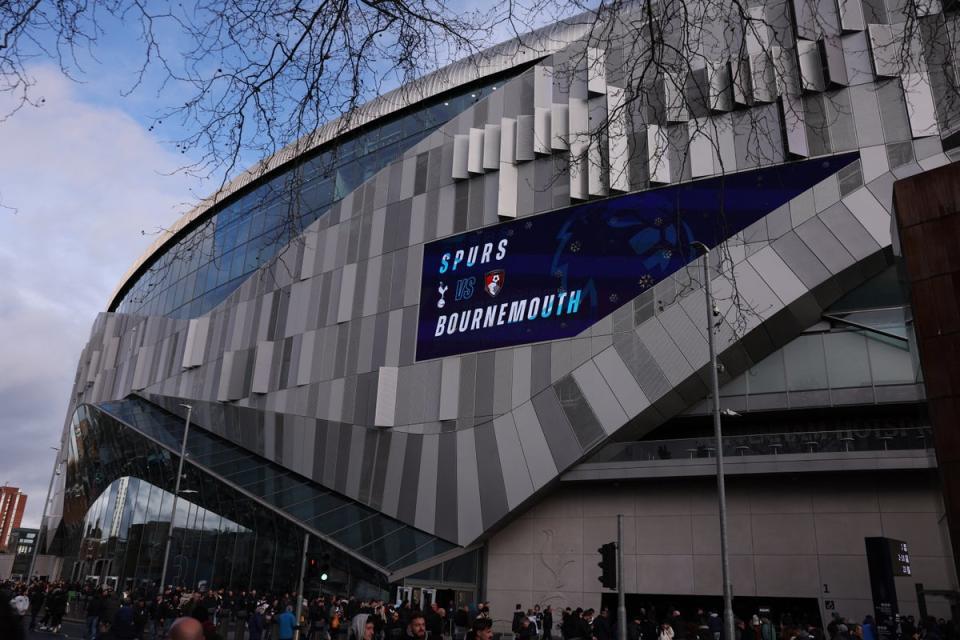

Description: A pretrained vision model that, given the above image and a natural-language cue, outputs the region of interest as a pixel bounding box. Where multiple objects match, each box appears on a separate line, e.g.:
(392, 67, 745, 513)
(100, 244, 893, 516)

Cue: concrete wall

(485, 471, 956, 624)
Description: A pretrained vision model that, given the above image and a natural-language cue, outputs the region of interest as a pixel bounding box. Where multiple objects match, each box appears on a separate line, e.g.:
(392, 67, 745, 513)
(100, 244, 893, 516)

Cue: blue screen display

(416, 153, 860, 361)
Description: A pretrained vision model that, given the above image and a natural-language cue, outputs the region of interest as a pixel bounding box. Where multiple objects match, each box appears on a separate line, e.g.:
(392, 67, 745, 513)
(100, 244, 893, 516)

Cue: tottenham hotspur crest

(484, 270, 505, 297)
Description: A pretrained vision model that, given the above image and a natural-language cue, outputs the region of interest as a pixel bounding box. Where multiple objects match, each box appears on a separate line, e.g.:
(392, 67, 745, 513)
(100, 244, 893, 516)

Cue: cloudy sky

(0, 0, 548, 529)
(0, 65, 205, 527)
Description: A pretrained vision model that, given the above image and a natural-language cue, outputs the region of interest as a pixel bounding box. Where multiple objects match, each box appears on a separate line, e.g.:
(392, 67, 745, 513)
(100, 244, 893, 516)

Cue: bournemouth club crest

(484, 270, 505, 297)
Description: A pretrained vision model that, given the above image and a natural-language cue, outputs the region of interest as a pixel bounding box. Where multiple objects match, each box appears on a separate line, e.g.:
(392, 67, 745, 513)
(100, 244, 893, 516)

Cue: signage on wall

(415, 152, 861, 361)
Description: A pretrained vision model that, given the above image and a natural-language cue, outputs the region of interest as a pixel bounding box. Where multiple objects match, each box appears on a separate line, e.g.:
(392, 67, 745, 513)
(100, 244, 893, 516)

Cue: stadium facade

(40, 0, 960, 624)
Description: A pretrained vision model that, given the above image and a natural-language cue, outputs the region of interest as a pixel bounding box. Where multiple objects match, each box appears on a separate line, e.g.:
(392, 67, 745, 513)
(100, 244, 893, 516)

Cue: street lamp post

(28, 446, 61, 582)
(689, 241, 735, 640)
(158, 404, 193, 593)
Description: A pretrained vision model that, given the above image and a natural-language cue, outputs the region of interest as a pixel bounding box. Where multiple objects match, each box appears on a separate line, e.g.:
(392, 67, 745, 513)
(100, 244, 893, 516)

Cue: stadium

(36, 0, 960, 625)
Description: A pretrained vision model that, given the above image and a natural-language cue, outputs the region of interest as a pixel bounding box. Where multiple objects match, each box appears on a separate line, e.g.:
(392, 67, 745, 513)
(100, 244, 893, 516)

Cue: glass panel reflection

(68, 396, 457, 592)
(113, 73, 522, 320)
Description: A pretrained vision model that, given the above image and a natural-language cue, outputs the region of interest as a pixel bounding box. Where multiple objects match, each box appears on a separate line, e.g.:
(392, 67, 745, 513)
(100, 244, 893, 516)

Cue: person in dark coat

(248, 607, 267, 640)
(543, 607, 554, 640)
(29, 585, 46, 631)
(86, 590, 104, 640)
(0, 584, 25, 640)
(112, 600, 139, 640)
(514, 606, 527, 635)
(518, 618, 539, 640)
(593, 609, 615, 640)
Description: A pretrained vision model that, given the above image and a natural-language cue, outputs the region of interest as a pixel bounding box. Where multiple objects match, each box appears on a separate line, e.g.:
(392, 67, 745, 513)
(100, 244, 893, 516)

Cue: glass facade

(113, 74, 521, 320)
(707, 265, 920, 407)
(57, 398, 456, 594)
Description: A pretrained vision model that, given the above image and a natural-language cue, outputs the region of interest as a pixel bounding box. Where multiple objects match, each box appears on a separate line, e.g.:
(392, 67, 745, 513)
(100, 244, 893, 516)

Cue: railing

(588, 426, 934, 463)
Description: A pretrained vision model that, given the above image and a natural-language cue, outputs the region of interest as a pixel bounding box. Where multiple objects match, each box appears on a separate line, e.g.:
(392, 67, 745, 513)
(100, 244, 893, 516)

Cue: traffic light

(307, 556, 330, 582)
(598, 542, 617, 589)
(320, 552, 331, 581)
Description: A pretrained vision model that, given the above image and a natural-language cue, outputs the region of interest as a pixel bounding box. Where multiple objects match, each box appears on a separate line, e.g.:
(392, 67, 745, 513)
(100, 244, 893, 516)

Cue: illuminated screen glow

(416, 153, 860, 361)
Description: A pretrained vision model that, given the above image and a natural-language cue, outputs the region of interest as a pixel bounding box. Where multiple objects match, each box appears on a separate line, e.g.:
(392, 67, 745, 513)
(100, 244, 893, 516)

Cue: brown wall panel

(894, 162, 960, 575)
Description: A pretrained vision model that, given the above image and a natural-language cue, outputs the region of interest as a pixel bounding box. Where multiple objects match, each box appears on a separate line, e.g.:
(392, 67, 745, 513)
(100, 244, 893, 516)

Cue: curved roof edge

(108, 16, 595, 311)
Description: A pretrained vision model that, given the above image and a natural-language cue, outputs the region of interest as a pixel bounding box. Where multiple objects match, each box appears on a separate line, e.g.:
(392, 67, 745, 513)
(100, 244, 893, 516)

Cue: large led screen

(416, 152, 860, 361)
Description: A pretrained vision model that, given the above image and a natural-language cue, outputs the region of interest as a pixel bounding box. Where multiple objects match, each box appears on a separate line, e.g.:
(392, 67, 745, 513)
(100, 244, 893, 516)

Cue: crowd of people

(1, 579, 957, 640)
(0, 578, 498, 640)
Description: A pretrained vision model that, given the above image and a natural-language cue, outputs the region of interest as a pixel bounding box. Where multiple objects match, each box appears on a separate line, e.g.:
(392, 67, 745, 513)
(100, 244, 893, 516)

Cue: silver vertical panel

(731, 57, 754, 106)
(838, 0, 865, 31)
(439, 356, 461, 420)
(493, 349, 514, 414)
(369, 208, 387, 259)
(182, 317, 210, 369)
(299, 229, 319, 280)
(593, 346, 650, 416)
(783, 93, 811, 157)
(515, 114, 536, 162)
(664, 71, 688, 122)
(512, 345, 532, 407)
(403, 245, 422, 308)
(104, 336, 120, 370)
(131, 346, 153, 391)
(587, 47, 606, 95)
(452, 133, 470, 180)
(384, 308, 404, 367)
(86, 351, 101, 383)
(414, 434, 439, 532)
(822, 37, 849, 86)
(708, 61, 734, 112)
(492, 413, 534, 510)
(296, 330, 318, 386)
(534, 64, 554, 108)
(468, 127, 486, 174)
(457, 428, 483, 544)
(500, 117, 517, 163)
(797, 40, 826, 91)
(868, 24, 902, 78)
(216, 351, 236, 402)
(345, 427, 365, 498)
(498, 161, 519, 218)
(380, 431, 407, 517)
(902, 72, 939, 138)
(375, 366, 398, 426)
(551, 103, 570, 150)
(571, 360, 629, 435)
(569, 97, 589, 198)
(362, 255, 383, 317)
(841, 32, 874, 86)
(251, 341, 275, 394)
(647, 125, 671, 184)
(285, 279, 311, 338)
(321, 226, 339, 273)
(607, 86, 630, 192)
(321, 419, 340, 488)
(511, 400, 558, 490)
(689, 118, 716, 178)
(750, 52, 777, 103)
(483, 124, 502, 170)
(588, 139, 608, 197)
(746, 5, 773, 54)
(534, 107, 552, 154)
(337, 264, 357, 324)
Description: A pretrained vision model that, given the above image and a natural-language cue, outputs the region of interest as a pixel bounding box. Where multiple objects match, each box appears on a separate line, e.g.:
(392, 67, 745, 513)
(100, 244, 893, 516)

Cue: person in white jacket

(659, 622, 676, 640)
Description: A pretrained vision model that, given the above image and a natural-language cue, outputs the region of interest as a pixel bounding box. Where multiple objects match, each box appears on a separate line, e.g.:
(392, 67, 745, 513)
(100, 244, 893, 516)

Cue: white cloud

(0, 66, 203, 527)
